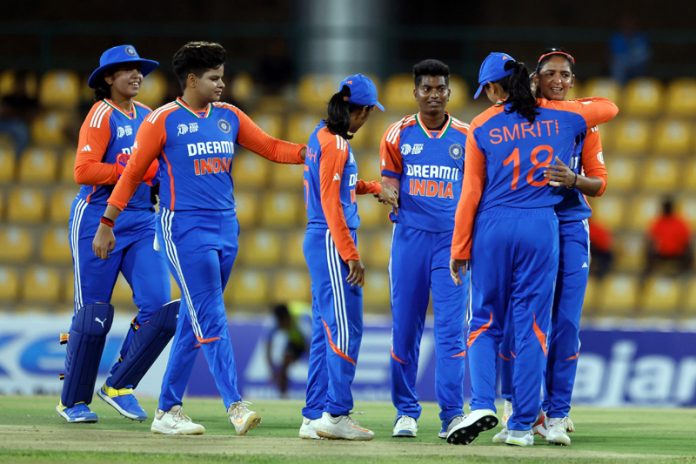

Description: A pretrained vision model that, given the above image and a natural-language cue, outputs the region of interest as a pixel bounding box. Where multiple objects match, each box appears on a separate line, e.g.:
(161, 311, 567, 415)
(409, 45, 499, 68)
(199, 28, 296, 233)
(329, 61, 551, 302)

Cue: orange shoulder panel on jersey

(134, 101, 153, 112)
(451, 119, 487, 260)
(215, 102, 305, 164)
(581, 127, 607, 196)
(317, 127, 360, 262)
(543, 97, 619, 129)
(107, 102, 175, 211)
(73, 101, 119, 185)
(380, 115, 416, 177)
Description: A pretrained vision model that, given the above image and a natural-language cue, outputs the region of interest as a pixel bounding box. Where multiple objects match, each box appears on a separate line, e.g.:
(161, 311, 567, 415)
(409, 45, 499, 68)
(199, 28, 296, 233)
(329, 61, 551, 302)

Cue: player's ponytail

(325, 85, 353, 139)
(499, 60, 538, 123)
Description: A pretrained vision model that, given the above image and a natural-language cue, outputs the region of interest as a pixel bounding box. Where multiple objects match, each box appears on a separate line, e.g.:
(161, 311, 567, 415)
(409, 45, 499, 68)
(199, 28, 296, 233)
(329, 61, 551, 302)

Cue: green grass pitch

(0, 396, 694, 463)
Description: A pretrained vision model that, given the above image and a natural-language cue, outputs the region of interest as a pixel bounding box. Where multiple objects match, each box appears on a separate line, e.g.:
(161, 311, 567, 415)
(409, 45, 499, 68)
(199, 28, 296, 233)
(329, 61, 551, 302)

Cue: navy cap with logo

(339, 73, 384, 111)
(88, 45, 159, 88)
(473, 52, 516, 99)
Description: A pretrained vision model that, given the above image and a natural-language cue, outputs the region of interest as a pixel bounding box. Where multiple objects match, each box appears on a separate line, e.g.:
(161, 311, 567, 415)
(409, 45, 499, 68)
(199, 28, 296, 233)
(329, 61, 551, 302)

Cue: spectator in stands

(645, 197, 692, 276)
(265, 301, 310, 398)
(0, 71, 38, 156)
(589, 219, 614, 278)
(609, 16, 651, 84)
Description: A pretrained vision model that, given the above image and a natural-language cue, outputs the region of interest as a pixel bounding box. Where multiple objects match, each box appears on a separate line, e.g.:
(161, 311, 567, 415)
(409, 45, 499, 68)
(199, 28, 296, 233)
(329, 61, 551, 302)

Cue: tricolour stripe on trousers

(325, 229, 349, 354)
(70, 199, 88, 311)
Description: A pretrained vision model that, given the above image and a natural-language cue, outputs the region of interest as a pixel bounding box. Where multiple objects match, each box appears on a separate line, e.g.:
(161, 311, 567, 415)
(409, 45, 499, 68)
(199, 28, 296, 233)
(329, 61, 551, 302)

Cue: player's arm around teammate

(300, 74, 396, 441)
(380, 59, 469, 440)
(93, 41, 306, 437)
(57, 45, 175, 425)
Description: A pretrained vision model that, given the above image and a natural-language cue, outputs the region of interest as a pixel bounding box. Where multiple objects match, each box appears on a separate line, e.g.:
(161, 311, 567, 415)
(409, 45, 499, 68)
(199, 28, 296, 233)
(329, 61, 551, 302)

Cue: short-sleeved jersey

(108, 98, 304, 212)
(380, 113, 467, 233)
(554, 126, 607, 223)
(75, 99, 153, 209)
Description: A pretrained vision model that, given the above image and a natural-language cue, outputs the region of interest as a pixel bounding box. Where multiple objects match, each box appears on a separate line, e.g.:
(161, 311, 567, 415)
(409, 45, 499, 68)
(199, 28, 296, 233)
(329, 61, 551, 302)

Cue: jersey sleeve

(550, 97, 619, 131)
(379, 121, 403, 179)
(232, 106, 305, 164)
(356, 180, 382, 195)
(107, 116, 166, 211)
(318, 133, 360, 262)
(73, 106, 119, 185)
(451, 125, 486, 260)
(581, 127, 607, 196)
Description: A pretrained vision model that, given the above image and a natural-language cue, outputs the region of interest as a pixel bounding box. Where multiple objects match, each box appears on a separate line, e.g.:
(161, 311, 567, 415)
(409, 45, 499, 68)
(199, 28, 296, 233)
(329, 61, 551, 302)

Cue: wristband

(100, 216, 115, 228)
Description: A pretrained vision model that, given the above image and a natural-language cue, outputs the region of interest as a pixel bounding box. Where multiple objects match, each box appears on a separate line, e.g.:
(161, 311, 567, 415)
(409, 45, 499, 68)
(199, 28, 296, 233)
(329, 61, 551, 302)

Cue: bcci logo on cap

(449, 144, 463, 160)
(125, 46, 137, 57)
(218, 119, 231, 134)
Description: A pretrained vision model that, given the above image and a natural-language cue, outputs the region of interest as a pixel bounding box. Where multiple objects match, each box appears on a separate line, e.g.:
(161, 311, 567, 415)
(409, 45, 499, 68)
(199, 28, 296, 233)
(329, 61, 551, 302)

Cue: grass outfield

(0, 396, 694, 463)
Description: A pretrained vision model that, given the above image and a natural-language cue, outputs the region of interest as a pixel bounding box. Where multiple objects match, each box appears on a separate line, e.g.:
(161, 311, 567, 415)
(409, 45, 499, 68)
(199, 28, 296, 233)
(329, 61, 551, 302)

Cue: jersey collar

(176, 97, 212, 118)
(415, 112, 451, 139)
(103, 99, 136, 120)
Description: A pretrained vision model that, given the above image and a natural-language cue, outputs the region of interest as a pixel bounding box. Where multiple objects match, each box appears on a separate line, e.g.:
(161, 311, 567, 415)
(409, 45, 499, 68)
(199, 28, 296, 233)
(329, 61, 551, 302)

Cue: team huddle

(57, 40, 617, 448)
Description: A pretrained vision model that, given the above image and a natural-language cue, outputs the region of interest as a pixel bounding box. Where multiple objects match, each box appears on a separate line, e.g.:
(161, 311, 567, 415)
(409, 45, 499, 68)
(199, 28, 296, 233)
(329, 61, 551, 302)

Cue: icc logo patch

(449, 144, 463, 160)
(177, 124, 188, 136)
(218, 119, 231, 134)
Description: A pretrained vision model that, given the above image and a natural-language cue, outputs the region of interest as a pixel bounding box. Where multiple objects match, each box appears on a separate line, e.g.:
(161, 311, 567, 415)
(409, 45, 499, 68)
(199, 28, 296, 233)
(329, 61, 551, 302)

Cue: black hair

(172, 41, 227, 92)
(662, 197, 674, 215)
(536, 47, 575, 75)
(495, 60, 538, 124)
(94, 81, 110, 101)
(324, 85, 365, 140)
(413, 59, 450, 87)
(273, 303, 290, 322)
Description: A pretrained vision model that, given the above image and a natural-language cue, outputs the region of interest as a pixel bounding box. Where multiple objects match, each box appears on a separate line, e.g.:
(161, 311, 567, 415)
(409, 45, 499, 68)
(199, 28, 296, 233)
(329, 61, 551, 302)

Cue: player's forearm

(74, 160, 119, 185)
(356, 180, 381, 195)
(251, 137, 306, 164)
(575, 175, 605, 197)
(101, 204, 123, 223)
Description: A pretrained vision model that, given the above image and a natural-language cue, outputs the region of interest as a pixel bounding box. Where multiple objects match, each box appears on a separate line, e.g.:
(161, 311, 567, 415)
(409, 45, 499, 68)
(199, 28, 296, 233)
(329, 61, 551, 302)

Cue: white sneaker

(492, 427, 508, 443)
(505, 429, 534, 447)
(501, 400, 513, 426)
(299, 417, 323, 440)
(546, 417, 572, 446)
(392, 415, 417, 438)
(151, 406, 205, 435)
(446, 409, 498, 445)
(533, 410, 548, 437)
(315, 412, 374, 441)
(228, 401, 261, 435)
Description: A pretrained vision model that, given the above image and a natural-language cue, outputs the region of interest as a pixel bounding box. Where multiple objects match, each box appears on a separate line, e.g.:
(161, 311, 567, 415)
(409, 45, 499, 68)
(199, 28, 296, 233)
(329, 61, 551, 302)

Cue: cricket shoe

(299, 417, 323, 440)
(151, 405, 205, 435)
(505, 429, 534, 447)
(315, 412, 374, 441)
(97, 384, 147, 421)
(439, 414, 466, 439)
(56, 402, 98, 423)
(392, 415, 417, 438)
(446, 409, 498, 445)
(546, 417, 572, 446)
(228, 401, 261, 435)
(492, 400, 514, 443)
(533, 411, 548, 437)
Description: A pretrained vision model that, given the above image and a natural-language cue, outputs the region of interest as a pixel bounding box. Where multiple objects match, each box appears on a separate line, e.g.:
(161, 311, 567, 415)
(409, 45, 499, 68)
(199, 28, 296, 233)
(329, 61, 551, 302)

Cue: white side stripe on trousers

(160, 208, 204, 340)
(325, 229, 349, 354)
(70, 199, 88, 311)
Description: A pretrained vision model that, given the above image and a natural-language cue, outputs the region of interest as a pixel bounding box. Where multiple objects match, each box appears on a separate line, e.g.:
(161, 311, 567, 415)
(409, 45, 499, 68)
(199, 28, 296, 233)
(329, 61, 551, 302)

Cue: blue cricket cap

(88, 45, 159, 88)
(339, 73, 384, 111)
(473, 52, 516, 99)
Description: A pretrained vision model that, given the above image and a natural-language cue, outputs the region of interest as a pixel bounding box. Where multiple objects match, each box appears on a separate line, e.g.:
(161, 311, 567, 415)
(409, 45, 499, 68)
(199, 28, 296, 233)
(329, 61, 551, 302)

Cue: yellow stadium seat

(448, 75, 469, 112)
(626, 195, 661, 232)
(665, 78, 696, 117)
(234, 189, 258, 229)
(39, 70, 80, 108)
(0, 189, 3, 220)
(111, 273, 135, 307)
(59, 149, 76, 184)
(259, 191, 303, 227)
(283, 230, 307, 268)
(582, 276, 598, 315)
(298, 74, 340, 110)
(362, 230, 392, 268)
(229, 72, 254, 105)
(18, 147, 58, 184)
(270, 162, 304, 189)
(7, 187, 47, 223)
(22, 266, 62, 304)
(621, 78, 662, 117)
(271, 270, 310, 302)
(583, 77, 621, 105)
(613, 233, 645, 272)
(383, 74, 416, 112)
(238, 230, 282, 266)
(232, 149, 270, 189)
(684, 159, 696, 192)
(639, 276, 681, 316)
(62, 269, 75, 306)
(356, 153, 381, 180)
(682, 276, 696, 317)
(0, 69, 16, 97)
(604, 157, 637, 193)
(286, 113, 321, 145)
(0, 227, 33, 263)
(677, 195, 696, 231)
(0, 266, 20, 303)
(357, 194, 391, 230)
(0, 146, 16, 183)
(363, 270, 390, 310)
(587, 195, 625, 230)
(652, 119, 691, 157)
(40, 227, 71, 265)
(640, 159, 680, 192)
(612, 119, 649, 155)
(137, 70, 167, 108)
(30, 110, 69, 146)
(250, 112, 285, 139)
(49, 186, 77, 224)
(225, 269, 270, 307)
(595, 274, 638, 316)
